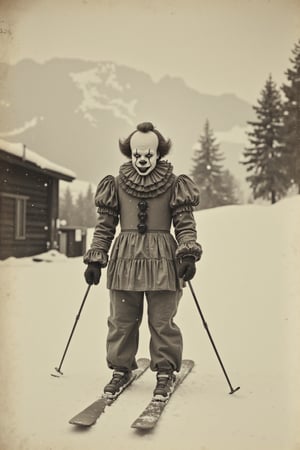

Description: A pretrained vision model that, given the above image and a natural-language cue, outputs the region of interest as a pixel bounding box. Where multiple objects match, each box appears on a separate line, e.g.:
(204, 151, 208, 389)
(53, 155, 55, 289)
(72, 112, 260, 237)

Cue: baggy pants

(106, 289, 183, 372)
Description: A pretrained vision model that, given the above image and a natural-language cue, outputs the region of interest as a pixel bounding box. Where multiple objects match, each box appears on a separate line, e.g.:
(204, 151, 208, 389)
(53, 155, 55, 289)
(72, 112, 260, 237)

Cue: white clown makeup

(130, 131, 159, 176)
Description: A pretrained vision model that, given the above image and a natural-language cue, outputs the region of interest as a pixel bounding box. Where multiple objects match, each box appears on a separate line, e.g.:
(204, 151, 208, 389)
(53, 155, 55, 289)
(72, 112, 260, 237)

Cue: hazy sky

(0, 0, 299, 103)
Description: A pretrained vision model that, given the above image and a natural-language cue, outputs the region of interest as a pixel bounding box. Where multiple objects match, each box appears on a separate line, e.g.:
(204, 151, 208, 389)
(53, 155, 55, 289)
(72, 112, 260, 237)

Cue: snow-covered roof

(0, 138, 76, 180)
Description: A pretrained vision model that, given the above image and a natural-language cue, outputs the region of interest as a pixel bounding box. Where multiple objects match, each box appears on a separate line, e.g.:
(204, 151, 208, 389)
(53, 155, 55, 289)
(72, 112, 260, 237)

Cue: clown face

(130, 131, 159, 176)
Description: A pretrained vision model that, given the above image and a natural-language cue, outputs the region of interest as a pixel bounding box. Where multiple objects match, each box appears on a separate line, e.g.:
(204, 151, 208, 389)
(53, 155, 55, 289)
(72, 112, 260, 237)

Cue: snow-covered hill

(0, 197, 299, 450)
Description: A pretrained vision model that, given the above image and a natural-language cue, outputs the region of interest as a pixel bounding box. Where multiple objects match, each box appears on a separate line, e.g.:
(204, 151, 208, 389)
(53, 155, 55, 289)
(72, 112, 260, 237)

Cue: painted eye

(146, 151, 153, 159)
(133, 151, 140, 159)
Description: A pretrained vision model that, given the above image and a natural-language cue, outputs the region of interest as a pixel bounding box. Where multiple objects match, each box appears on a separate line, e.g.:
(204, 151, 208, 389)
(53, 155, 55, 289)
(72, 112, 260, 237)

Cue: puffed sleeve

(94, 175, 119, 216)
(83, 176, 119, 267)
(170, 175, 200, 212)
(170, 175, 202, 261)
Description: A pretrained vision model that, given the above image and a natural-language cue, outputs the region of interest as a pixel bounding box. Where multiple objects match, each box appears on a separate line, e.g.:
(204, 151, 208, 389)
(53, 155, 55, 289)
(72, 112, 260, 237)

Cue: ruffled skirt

(107, 231, 181, 291)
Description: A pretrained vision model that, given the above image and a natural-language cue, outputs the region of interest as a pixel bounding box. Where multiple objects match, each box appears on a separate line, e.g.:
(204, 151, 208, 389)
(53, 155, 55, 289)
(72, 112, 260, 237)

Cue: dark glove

(84, 262, 102, 285)
(177, 256, 196, 281)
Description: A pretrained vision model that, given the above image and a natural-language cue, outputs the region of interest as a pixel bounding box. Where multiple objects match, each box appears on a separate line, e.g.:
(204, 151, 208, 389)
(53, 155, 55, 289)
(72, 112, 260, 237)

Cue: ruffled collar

(119, 160, 175, 198)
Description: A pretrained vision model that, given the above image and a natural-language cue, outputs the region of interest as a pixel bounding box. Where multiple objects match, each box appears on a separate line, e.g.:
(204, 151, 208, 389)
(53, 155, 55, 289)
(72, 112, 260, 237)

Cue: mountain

(0, 58, 253, 193)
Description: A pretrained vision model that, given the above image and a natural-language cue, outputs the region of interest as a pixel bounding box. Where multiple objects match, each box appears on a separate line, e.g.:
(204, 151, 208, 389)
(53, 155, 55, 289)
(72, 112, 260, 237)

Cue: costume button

(137, 223, 147, 234)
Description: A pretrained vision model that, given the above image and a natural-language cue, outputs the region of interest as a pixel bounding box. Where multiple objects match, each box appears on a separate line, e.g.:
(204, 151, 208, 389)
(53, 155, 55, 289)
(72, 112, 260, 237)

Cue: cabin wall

(0, 160, 59, 259)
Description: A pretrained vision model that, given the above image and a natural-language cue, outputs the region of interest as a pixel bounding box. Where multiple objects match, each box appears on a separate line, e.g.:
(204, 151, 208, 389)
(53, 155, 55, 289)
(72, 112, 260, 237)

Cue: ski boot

(103, 370, 132, 399)
(153, 371, 176, 401)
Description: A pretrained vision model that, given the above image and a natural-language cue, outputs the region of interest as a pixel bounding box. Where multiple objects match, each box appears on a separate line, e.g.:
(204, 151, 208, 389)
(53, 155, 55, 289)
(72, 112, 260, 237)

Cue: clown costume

(84, 122, 202, 400)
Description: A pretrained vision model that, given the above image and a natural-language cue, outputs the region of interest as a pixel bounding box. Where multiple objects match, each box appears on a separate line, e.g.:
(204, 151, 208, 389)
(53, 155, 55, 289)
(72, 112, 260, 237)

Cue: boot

(153, 371, 176, 401)
(103, 370, 132, 398)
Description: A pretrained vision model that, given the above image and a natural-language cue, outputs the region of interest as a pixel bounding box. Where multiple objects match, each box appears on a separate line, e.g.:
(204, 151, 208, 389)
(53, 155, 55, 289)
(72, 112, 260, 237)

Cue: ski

(131, 359, 194, 431)
(69, 357, 150, 427)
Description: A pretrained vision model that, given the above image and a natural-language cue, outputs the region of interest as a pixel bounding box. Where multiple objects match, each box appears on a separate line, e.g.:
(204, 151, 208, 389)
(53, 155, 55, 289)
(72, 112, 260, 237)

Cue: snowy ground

(1, 197, 300, 450)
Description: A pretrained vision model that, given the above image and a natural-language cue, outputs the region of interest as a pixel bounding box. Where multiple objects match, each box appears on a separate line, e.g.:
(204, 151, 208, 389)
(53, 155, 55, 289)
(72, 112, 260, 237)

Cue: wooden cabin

(0, 139, 76, 260)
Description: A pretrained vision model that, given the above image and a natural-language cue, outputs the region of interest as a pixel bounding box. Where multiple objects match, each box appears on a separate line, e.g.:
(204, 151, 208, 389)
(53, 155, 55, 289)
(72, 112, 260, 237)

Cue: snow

(69, 65, 137, 126)
(0, 138, 76, 179)
(0, 197, 299, 450)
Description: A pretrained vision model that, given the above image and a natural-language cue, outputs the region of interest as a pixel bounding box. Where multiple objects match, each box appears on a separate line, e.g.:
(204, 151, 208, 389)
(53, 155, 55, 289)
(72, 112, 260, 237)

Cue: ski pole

(187, 281, 240, 394)
(51, 284, 92, 377)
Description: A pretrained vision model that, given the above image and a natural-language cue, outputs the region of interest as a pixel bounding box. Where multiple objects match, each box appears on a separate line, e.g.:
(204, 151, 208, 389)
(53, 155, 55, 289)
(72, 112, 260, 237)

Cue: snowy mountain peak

(70, 63, 137, 126)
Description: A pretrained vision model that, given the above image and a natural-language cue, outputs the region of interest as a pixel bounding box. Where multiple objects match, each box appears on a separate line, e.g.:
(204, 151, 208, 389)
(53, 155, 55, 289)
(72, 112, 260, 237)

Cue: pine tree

(59, 184, 97, 227)
(59, 186, 74, 225)
(71, 185, 97, 227)
(242, 75, 289, 204)
(74, 192, 86, 226)
(84, 184, 97, 227)
(191, 120, 238, 209)
(221, 169, 241, 205)
(281, 39, 300, 193)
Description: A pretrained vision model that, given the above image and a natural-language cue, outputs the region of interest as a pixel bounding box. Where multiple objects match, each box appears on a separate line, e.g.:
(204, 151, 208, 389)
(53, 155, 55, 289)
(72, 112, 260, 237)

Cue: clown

(84, 122, 202, 400)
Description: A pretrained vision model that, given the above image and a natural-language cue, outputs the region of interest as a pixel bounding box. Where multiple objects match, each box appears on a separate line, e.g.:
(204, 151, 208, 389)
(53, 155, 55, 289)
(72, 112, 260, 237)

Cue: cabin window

(15, 197, 27, 240)
(0, 193, 29, 240)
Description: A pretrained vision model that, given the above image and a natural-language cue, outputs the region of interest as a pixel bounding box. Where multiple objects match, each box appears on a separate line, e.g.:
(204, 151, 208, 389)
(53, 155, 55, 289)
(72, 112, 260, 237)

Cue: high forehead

(130, 131, 159, 151)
